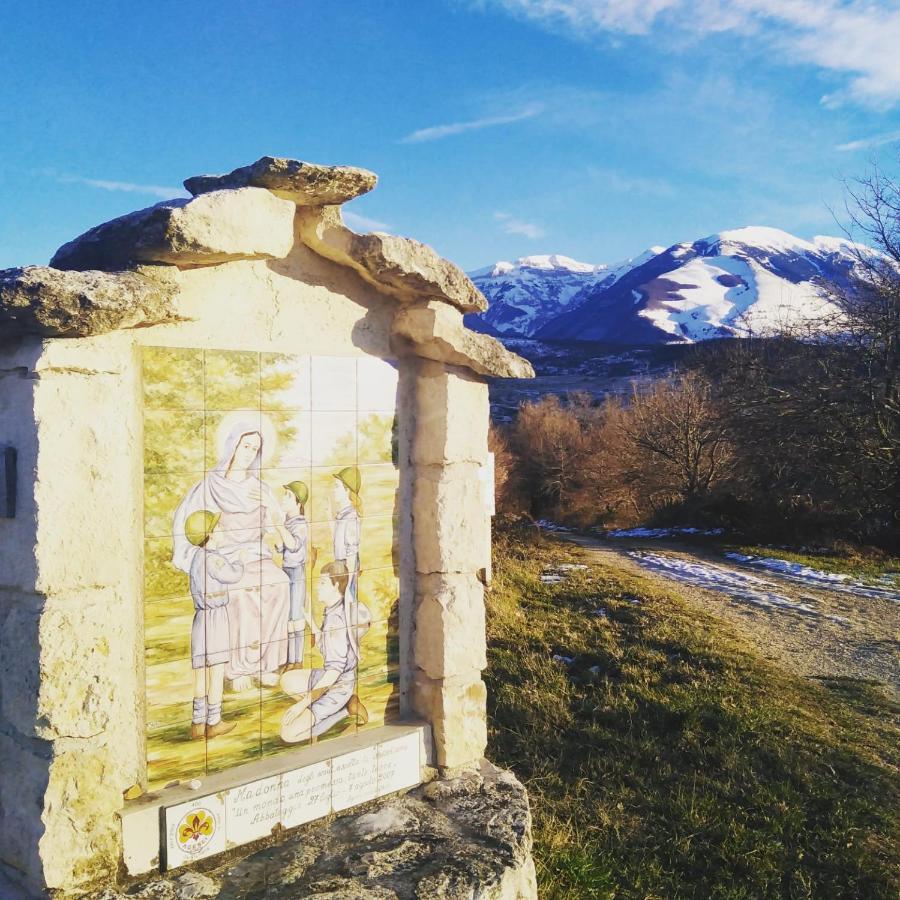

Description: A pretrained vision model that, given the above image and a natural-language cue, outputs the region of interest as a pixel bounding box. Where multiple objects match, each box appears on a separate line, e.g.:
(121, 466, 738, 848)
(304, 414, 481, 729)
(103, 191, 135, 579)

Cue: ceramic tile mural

(142, 348, 401, 790)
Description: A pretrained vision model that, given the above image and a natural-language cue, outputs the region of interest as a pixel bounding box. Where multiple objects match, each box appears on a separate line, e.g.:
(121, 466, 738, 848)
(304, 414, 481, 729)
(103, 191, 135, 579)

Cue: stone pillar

(0, 336, 145, 894)
(409, 359, 490, 769)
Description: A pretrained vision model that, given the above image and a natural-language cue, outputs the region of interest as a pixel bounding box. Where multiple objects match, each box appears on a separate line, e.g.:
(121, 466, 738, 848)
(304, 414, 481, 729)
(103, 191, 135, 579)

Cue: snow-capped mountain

(468, 250, 662, 337)
(471, 227, 865, 344)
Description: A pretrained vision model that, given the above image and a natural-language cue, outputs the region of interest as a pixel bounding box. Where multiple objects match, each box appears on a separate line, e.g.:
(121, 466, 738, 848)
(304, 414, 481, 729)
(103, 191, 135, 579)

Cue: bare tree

(832, 166, 900, 507)
(689, 161, 900, 543)
(488, 421, 521, 516)
(616, 371, 733, 505)
(510, 392, 605, 522)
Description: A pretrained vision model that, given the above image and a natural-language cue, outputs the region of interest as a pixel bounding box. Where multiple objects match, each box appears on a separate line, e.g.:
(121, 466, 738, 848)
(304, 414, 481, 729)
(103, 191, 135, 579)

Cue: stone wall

(0, 156, 534, 895)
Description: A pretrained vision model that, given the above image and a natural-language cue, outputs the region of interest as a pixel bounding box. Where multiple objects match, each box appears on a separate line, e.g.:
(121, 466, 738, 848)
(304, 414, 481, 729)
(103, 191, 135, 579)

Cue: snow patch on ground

(725, 553, 900, 603)
(541, 562, 588, 583)
(535, 520, 572, 532)
(628, 551, 850, 623)
(607, 526, 724, 538)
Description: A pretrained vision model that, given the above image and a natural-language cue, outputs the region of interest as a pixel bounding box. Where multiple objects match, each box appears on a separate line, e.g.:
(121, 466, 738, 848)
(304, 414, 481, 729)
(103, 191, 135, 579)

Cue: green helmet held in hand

(185, 509, 221, 547)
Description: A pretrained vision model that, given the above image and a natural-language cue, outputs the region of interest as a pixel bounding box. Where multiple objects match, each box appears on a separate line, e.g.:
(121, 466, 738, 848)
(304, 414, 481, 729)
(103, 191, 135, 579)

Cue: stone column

(0, 335, 145, 894)
(409, 359, 490, 769)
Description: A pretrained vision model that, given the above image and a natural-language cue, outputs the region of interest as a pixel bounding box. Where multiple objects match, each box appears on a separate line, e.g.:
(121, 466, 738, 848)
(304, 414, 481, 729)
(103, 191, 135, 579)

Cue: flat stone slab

(184, 156, 378, 206)
(297, 206, 488, 314)
(393, 302, 534, 379)
(0, 266, 179, 338)
(50, 188, 295, 272)
(53, 761, 536, 899)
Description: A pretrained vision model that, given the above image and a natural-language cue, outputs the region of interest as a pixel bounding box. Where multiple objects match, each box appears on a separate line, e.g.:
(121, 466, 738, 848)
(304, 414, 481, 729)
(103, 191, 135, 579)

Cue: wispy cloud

(587, 166, 675, 196)
(49, 171, 186, 199)
(343, 210, 392, 231)
(494, 211, 545, 239)
(836, 129, 900, 152)
(474, 1, 900, 108)
(400, 103, 544, 143)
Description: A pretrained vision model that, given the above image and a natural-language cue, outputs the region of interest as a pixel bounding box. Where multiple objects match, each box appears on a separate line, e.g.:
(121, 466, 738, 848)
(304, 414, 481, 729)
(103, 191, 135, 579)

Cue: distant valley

(486, 339, 694, 421)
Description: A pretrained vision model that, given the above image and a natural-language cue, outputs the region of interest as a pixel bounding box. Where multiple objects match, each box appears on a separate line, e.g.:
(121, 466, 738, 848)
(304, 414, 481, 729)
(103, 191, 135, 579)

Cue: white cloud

(480, 0, 679, 35)
(836, 129, 900, 152)
(343, 210, 392, 231)
(400, 103, 544, 143)
(494, 211, 546, 239)
(587, 166, 675, 196)
(53, 173, 185, 199)
(475, 1, 900, 108)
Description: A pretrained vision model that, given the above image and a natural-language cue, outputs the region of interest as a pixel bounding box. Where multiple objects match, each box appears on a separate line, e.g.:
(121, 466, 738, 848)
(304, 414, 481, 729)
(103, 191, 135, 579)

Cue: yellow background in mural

(142, 348, 400, 790)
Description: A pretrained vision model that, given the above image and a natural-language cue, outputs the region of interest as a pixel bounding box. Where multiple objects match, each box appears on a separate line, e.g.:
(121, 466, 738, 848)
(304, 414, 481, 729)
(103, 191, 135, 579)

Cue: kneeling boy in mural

(280, 480, 319, 669)
(279, 559, 371, 743)
(185, 510, 243, 739)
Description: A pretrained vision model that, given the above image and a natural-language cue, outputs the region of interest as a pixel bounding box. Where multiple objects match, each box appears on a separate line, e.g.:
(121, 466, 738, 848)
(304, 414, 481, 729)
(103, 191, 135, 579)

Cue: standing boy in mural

(331, 465, 372, 661)
(279, 560, 370, 742)
(280, 480, 318, 669)
(332, 467, 361, 599)
(185, 510, 243, 739)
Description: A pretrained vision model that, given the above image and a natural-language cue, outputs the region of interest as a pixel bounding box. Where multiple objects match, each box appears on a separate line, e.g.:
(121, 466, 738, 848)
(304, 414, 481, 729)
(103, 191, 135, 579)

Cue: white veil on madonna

(171, 422, 273, 574)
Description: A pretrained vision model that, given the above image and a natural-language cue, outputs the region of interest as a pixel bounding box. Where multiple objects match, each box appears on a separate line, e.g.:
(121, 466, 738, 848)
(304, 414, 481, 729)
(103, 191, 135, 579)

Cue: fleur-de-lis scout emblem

(176, 808, 216, 853)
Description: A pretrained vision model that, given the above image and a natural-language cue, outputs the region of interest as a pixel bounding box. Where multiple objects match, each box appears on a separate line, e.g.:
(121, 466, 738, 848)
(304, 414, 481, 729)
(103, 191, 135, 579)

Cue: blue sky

(2, 0, 900, 271)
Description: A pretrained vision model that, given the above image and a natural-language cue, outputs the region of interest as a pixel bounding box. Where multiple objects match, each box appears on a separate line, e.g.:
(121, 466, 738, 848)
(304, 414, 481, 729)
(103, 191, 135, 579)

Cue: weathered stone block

(51, 188, 295, 271)
(92, 761, 536, 899)
(0, 735, 131, 893)
(40, 744, 125, 889)
(296, 205, 488, 313)
(412, 361, 489, 466)
(0, 266, 179, 339)
(1, 591, 139, 741)
(414, 573, 486, 679)
(184, 155, 377, 206)
(392, 300, 534, 378)
(30, 344, 142, 595)
(413, 463, 489, 575)
(410, 673, 487, 768)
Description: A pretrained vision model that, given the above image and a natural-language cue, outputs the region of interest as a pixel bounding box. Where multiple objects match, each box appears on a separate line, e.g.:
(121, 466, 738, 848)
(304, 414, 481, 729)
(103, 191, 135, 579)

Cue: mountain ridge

(469, 226, 865, 344)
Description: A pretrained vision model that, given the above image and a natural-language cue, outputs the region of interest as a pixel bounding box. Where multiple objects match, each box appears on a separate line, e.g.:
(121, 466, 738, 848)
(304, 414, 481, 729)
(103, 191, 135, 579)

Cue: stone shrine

(0, 156, 537, 897)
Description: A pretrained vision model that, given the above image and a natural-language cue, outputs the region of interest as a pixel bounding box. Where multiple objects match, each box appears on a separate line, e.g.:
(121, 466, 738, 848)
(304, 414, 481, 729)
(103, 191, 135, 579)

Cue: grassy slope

(485, 528, 899, 899)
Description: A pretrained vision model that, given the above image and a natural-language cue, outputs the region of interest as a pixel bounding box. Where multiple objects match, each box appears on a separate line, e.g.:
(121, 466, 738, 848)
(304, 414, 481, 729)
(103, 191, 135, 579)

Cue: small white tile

(376, 733, 422, 798)
(262, 353, 311, 410)
(311, 411, 357, 466)
(331, 746, 378, 812)
(164, 794, 226, 870)
(312, 357, 357, 411)
(281, 760, 333, 828)
(269, 409, 313, 468)
(225, 775, 282, 845)
(121, 803, 162, 876)
(358, 358, 398, 411)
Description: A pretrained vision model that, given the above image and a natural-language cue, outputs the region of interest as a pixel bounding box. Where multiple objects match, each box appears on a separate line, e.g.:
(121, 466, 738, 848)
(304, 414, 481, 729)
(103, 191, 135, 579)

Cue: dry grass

(486, 525, 900, 899)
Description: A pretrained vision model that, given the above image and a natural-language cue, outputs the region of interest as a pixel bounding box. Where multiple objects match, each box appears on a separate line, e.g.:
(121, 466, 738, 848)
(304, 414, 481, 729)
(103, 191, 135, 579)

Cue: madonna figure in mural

(173, 423, 292, 694)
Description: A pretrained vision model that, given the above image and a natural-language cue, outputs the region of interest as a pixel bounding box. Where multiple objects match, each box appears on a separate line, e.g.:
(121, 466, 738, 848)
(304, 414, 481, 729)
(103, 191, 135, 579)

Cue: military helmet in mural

(334, 465, 361, 495)
(185, 509, 221, 546)
(283, 480, 309, 504)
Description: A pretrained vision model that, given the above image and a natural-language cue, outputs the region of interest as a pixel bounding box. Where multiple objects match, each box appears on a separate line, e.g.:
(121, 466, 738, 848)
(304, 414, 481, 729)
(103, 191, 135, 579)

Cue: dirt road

(561, 533, 900, 696)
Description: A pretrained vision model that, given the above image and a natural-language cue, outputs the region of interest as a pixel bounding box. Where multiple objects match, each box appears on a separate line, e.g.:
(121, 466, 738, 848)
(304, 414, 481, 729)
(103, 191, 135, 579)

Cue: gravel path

(561, 533, 900, 696)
